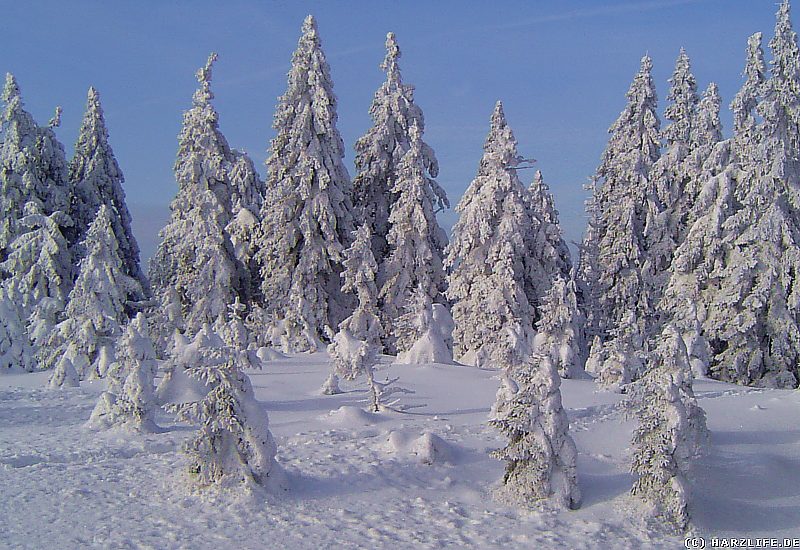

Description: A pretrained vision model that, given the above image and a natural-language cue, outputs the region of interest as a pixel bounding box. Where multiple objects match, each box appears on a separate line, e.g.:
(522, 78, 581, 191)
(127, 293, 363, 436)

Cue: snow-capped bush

(87, 313, 159, 432)
(628, 323, 706, 533)
(169, 346, 282, 491)
(490, 351, 581, 509)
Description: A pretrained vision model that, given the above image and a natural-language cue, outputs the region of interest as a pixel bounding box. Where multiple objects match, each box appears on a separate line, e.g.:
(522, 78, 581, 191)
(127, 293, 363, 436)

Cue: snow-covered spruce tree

(524, 169, 571, 307)
(0, 201, 72, 355)
(584, 56, 661, 382)
(646, 49, 698, 277)
(595, 309, 644, 391)
(226, 151, 265, 302)
(69, 87, 146, 292)
(379, 120, 448, 354)
(47, 355, 80, 389)
(41, 205, 142, 378)
(0, 288, 34, 371)
(352, 32, 443, 272)
(533, 276, 583, 379)
(628, 323, 707, 533)
(149, 53, 246, 342)
(445, 102, 534, 367)
(577, 178, 604, 344)
(323, 225, 382, 394)
(339, 225, 382, 346)
(395, 284, 453, 364)
(87, 312, 159, 432)
(704, 1, 800, 388)
(0, 74, 73, 264)
(170, 345, 281, 490)
(257, 16, 354, 351)
(490, 351, 581, 509)
(730, 32, 767, 169)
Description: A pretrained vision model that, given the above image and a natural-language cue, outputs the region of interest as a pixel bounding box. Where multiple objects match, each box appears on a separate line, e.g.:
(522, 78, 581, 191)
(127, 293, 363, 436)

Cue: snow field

(3, 355, 797, 548)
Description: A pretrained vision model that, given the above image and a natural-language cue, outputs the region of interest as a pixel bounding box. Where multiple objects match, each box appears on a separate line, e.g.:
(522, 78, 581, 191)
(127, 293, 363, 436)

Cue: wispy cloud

(489, 0, 708, 31)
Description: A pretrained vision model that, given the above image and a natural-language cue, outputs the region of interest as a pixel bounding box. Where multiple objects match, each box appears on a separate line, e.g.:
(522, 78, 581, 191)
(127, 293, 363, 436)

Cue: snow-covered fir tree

(704, 1, 800, 388)
(339, 225, 382, 346)
(87, 313, 159, 432)
(323, 225, 382, 394)
(395, 285, 453, 364)
(352, 32, 442, 272)
(628, 324, 707, 533)
(47, 354, 80, 389)
(0, 74, 73, 264)
(257, 16, 354, 351)
(533, 276, 584, 379)
(646, 48, 698, 279)
(379, 120, 448, 353)
(226, 151, 265, 302)
(0, 201, 72, 353)
(583, 55, 661, 383)
(69, 87, 146, 291)
(41, 205, 141, 378)
(149, 53, 246, 342)
(0, 288, 34, 372)
(594, 310, 644, 391)
(660, 166, 736, 381)
(524, 169, 572, 307)
(170, 344, 281, 490)
(490, 351, 581, 509)
(730, 32, 767, 168)
(445, 102, 534, 367)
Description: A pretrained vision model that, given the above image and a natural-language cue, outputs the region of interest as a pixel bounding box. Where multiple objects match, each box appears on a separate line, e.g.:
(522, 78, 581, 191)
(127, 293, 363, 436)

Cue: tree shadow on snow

(692, 439, 800, 533)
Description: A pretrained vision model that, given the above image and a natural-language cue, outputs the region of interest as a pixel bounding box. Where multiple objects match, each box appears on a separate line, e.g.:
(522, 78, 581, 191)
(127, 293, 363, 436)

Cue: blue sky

(0, 1, 783, 265)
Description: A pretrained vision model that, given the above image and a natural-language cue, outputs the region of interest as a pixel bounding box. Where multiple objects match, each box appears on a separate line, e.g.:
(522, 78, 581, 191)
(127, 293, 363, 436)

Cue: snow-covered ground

(1, 355, 798, 549)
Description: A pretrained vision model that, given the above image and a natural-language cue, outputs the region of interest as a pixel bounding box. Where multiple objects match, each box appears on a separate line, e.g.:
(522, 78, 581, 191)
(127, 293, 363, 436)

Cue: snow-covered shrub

(490, 351, 580, 509)
(395, 286, 453, 364)
(87, 313, 159, 432)
(47, 355, 79, 389)
(169, 347, 281, 490)
(628, 323, 707, 532)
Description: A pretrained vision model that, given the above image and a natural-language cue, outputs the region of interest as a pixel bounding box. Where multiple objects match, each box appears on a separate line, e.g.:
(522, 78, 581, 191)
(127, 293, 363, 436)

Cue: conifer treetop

(663, 48, 698, 148)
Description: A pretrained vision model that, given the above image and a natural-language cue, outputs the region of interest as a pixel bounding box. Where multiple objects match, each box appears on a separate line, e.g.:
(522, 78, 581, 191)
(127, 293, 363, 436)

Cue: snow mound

(256, 347, 287, 362)
(323, 405, 379, 426)
(398, 328, 454, 365)
(386, 430, 456, 465)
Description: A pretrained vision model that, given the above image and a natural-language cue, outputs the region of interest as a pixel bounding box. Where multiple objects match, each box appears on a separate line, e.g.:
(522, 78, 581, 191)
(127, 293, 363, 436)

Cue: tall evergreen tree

(524, 169, 572, 310)
(705, 1, 800, 388)
(257, 16, 354, 351)
(352, 32, 442, 272)
(42, 205, 142, 377)
(445, 102, 532, 366)
(149, 53, 246, 342)
(648, 48, 698, 262)
(730, 33, 767, 168)
(0, 74, 73, 263)
(1, 202, 72, 354)
(582, 55, 661, 382)
(379, 121, 448, 353)
(70, 87, 146, 291)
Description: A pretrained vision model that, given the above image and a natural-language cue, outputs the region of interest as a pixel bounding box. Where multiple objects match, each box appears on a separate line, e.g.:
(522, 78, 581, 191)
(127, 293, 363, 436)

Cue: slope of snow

(1, 357, 798, 548)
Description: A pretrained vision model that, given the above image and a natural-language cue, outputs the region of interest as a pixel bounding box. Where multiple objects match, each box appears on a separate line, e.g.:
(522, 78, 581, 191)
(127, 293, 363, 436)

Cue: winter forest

(2, 2, 800, 548)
